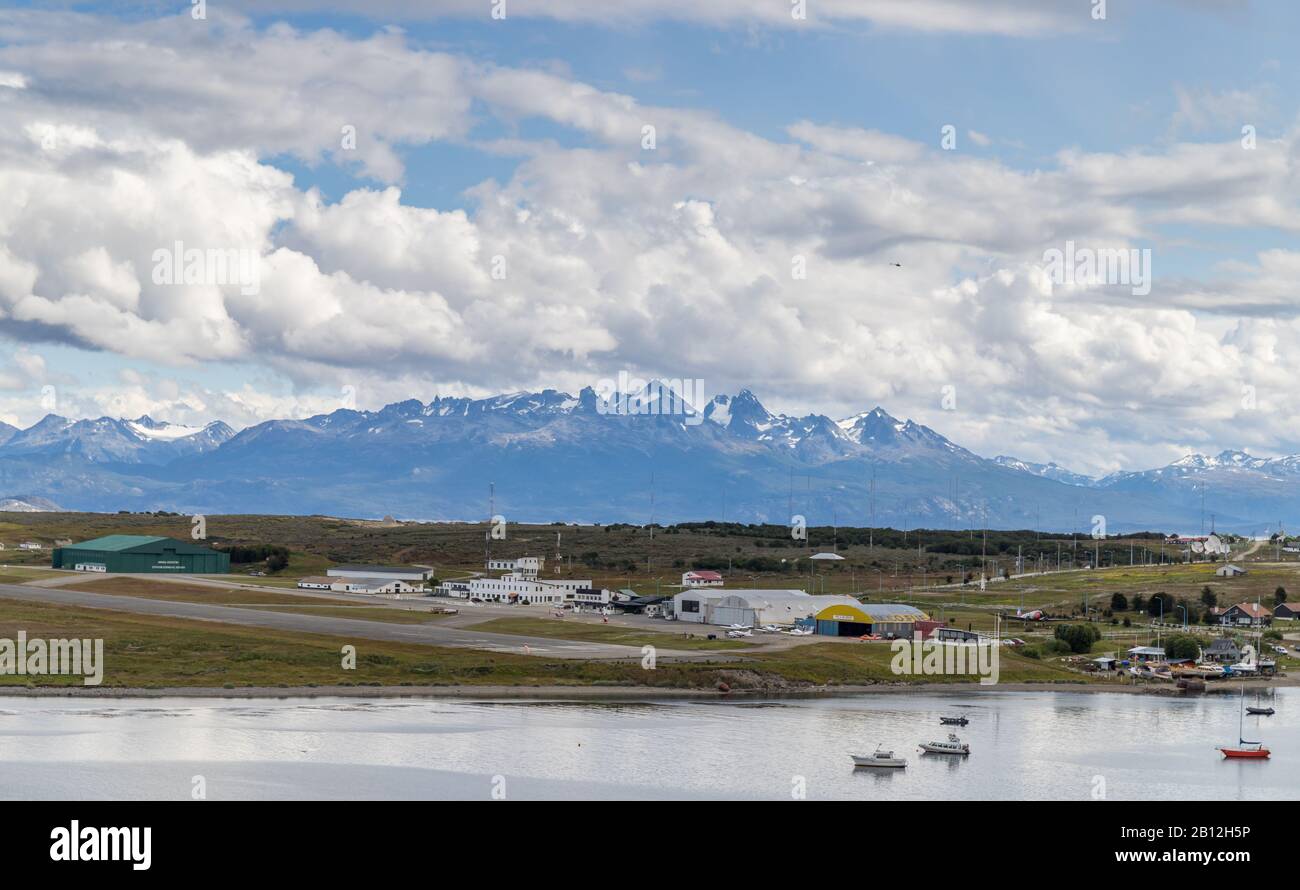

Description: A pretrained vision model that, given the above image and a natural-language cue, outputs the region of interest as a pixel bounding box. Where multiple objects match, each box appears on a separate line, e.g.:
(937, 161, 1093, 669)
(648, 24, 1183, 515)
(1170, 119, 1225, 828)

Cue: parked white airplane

(726, 628, 753, 638)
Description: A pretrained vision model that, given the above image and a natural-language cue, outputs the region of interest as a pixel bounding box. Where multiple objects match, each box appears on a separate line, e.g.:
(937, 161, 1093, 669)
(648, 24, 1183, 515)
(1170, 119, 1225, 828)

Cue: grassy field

(2, 511, 1269, 595)
(0, 566, 67, 584)
(0, 594, 1079, 690)
(473, 616, 747, 650)
(64, 578, 459, 624)
(1, 510, 1288, 690)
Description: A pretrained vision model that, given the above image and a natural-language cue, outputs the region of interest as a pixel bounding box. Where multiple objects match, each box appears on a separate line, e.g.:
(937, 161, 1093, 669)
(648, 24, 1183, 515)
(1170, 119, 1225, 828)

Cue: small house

(1203, 637, 1241, 664)
(1219, 602, 1271, 627)
(1273, 601, 1300, 621)
(1127, 646, 1166, 663)
(681, 570, 724, 588)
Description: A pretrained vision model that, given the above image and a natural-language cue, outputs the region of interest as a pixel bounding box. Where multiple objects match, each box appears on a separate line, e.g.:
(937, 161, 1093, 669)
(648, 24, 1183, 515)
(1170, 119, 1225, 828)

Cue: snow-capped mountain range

(0, 385, 1292, 532)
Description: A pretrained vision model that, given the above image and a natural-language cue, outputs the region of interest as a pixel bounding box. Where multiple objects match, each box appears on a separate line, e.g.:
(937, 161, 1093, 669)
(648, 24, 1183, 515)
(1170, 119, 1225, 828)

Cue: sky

(0, 0, 1297, 476)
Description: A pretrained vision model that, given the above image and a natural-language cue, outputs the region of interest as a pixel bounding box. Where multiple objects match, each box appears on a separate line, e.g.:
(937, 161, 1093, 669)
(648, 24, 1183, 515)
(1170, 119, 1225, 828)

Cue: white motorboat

(850, 747, 907, 769)
(919, 733, 970, 756)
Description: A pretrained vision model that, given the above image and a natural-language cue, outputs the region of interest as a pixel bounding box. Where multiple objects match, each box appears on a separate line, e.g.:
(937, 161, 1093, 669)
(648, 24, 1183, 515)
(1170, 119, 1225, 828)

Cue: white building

(487, 557, 543, 577)
(681, 570, 724, 588)
(327, 564, 432, 582)
(672, 588, 820, 626)
(1215, 564, 1247, 577)
(437, 574, 610, 606)
(299, 575, 422, 594)
(332, 578, 424, 594)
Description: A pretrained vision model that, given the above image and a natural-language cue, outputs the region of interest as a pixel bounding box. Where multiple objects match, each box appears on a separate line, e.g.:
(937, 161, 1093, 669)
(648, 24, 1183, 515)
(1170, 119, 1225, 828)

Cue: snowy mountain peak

(126, 418, 210, 441)
(705, 389, 776, 435)
(993, 455, 1096, 487)
(1170, 450, 1261, 470)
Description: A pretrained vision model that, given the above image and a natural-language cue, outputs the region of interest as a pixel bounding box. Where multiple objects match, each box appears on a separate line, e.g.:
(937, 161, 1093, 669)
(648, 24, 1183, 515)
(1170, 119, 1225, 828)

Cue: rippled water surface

(0, 690, 1294, 799)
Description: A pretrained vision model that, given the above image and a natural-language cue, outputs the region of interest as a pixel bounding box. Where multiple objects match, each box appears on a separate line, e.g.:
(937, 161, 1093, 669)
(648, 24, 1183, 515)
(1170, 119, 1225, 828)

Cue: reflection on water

(0, 689, 1294, 800)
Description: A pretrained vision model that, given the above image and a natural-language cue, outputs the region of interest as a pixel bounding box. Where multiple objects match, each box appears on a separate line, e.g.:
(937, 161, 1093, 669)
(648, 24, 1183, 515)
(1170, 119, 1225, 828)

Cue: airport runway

(0, 583, 715, 661)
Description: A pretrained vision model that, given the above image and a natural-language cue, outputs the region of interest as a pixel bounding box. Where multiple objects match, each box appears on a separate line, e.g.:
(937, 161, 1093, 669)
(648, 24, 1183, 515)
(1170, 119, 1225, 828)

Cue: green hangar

(52, 535, 230, 574)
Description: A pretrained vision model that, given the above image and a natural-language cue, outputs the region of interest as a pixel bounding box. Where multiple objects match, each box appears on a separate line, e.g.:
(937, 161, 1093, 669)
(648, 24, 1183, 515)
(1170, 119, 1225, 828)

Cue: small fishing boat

(1219, 685, 1271, 759)
(939, 716, 968, 726)
(850, 746, 907, 769)
(919, 733, 970, 756)
(1246, 691, 1275, 716)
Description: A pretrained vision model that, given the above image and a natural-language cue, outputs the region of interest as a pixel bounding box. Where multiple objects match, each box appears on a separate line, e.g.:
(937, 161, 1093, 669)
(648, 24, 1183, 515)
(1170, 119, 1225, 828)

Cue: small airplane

(1006, 608, 1047, 622)
(726, 628, 753, 638)
(726, 623, 752, 630)
(781, 626, 815, 636)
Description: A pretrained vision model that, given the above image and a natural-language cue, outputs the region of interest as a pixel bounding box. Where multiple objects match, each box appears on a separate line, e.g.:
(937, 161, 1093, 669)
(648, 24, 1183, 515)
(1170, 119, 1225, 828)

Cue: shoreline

(0, 678, 1283, 700)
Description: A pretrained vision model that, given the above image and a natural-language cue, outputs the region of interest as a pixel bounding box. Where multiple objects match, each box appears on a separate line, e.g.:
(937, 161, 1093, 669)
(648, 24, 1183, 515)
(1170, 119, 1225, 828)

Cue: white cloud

(1, 7, 1299, 473)
(223, 0, 1091, 36)
(0, 14, 472, 183)
(1170, 83, 1271, 137)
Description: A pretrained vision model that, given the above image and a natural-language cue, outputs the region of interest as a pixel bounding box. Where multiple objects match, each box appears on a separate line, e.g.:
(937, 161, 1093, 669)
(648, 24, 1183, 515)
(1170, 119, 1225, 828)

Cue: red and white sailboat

(1219, 684, 1270, 759)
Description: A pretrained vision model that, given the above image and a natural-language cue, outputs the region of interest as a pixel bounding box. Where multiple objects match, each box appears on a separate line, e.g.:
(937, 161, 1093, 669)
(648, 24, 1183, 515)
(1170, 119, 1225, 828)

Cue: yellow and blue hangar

(813, 599, 930, 637)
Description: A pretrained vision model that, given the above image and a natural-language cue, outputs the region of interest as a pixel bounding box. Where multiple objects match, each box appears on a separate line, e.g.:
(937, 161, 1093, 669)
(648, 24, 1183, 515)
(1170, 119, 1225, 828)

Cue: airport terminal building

(52, 535, 230, 574)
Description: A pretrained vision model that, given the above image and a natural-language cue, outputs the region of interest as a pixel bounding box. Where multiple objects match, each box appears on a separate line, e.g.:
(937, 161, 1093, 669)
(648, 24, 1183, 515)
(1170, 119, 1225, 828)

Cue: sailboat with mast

(1218, 684, 1271, 759)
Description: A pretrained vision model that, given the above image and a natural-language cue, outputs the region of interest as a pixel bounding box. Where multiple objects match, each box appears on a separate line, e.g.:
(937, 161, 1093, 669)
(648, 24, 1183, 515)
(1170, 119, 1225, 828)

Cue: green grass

(730, 642, 1088, 685)
(0, 595, 1079, 690)
(0, 566, 66, 583)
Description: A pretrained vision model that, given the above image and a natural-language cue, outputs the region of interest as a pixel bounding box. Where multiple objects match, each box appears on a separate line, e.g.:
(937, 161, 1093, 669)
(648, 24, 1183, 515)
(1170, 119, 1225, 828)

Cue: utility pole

(648, 471, 655, 572)
(485, 482, 495, 566)
(981, 501, 988, 587)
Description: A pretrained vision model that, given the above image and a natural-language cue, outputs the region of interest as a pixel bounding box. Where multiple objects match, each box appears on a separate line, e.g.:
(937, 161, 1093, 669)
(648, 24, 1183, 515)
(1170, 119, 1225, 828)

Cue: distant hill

(0, 494, 63, 512)
(0, 385, 1290, 532)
